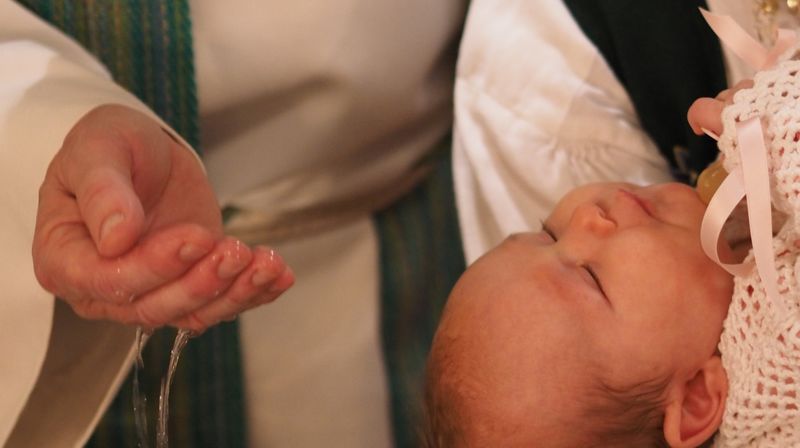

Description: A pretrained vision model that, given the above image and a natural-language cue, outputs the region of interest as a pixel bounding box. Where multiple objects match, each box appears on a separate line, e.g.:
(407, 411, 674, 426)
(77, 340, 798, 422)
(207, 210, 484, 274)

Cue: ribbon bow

(698, 9, 796, 317)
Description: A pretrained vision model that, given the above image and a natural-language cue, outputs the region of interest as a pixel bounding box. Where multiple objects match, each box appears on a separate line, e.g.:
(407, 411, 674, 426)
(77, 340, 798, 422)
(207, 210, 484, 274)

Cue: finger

(126, 238, 254, 327)
(717, 79, 754, 103)
(72, 164, 146, 258)
(687, 97, 725, 136)
(34, 220, 216, 304)
(715, 88, 734, 103)
(58, 105, 174, 257)
(171, 247, 295, 331)
(715, 80, 754, 105)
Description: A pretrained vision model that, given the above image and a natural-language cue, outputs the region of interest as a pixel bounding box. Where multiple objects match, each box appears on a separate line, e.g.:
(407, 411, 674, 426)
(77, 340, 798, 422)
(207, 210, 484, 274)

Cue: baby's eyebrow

(539, 219, 613, 307)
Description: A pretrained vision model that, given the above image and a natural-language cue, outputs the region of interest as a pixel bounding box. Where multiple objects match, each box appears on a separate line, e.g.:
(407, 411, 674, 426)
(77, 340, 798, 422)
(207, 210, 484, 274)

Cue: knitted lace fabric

(713, 47, 800, 447)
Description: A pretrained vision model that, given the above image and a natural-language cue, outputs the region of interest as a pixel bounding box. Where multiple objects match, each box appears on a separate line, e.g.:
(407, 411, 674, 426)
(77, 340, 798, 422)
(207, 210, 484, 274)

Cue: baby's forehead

(444, 257, 599, 365)
(456, 244, 567, 315)
(432, 253, 651, 445)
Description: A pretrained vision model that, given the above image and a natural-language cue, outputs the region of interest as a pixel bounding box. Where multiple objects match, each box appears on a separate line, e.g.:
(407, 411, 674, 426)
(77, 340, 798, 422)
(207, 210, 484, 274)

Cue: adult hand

(687, 79, 754, 136)
(33, 104, 293, 332)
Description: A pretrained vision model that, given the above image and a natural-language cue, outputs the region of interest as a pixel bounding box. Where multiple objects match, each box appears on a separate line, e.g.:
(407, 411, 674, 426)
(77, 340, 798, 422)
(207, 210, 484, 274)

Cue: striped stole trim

(17, 0, 199, 148)
(375, 139, 466, 447)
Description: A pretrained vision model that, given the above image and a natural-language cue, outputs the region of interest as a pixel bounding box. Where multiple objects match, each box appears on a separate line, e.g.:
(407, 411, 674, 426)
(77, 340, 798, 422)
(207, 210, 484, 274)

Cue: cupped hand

(33, 104, 293, 332)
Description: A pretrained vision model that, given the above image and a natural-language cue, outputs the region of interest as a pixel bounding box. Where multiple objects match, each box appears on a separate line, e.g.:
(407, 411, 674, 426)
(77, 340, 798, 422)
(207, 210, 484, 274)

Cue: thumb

(73, 163, 146, 257)
(57, 105, 173, 257)
(687, 97, 725, 136)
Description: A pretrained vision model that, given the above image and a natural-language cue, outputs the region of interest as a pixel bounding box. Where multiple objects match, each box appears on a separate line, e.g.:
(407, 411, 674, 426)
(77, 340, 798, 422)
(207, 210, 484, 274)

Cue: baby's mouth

(617, 188, 654, 217)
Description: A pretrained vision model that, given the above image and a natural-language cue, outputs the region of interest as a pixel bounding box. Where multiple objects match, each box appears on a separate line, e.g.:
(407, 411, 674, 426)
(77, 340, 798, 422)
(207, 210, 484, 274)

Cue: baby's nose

(568, 203, 615, 237)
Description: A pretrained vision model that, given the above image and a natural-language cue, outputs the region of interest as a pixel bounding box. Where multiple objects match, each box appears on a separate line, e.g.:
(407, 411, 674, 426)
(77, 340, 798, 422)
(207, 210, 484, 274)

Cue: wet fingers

(171, 246, 294, 332)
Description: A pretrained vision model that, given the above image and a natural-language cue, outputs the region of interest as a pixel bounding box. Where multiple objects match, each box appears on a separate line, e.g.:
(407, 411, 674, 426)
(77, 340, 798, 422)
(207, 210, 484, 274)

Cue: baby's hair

(584, 372, 718, 447)
(420, 351, 466, 448)
(420, 374, 670, 448)
(421, 354, 705, 447)
(581, 374, 672, 447)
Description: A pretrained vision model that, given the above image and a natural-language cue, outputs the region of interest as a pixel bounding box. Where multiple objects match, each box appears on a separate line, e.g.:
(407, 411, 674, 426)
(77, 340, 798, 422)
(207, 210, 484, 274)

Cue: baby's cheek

(593, 326, 673, 385)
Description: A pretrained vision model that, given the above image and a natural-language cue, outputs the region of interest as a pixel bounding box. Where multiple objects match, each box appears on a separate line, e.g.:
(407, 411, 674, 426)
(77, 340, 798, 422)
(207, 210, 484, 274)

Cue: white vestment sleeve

(453, 0, 674, 264)
(0, 2, 193, 446)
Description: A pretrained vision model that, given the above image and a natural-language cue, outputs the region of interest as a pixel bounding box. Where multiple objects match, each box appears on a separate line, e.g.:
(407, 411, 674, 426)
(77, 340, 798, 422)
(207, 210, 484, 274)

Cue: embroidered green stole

(15, 1, 247, 446)
(562, 0, 727, 184)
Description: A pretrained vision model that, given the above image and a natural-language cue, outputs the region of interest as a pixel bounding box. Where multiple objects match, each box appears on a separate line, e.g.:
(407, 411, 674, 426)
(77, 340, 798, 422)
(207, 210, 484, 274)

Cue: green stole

(16, 1, 247, 447)
(375, 141, 465, 447)
(562, 0, 727, 184)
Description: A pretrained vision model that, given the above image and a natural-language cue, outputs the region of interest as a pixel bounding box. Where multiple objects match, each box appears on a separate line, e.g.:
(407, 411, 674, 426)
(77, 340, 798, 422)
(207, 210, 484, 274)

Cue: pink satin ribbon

(701, 9, 796, 70)
(699, 9, 793, 316)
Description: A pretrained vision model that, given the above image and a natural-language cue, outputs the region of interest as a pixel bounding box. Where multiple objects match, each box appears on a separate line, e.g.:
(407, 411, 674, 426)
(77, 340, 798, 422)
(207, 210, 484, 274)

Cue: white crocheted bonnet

(712, 46, 800, 447)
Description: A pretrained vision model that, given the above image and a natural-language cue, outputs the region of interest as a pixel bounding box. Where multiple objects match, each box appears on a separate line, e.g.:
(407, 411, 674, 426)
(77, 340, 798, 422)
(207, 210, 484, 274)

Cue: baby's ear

(662, 356, 728, 448)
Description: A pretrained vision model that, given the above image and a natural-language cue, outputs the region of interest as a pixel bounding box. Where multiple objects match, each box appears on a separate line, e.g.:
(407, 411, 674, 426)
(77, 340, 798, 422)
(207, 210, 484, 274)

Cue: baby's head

(425, 182, 734, 447)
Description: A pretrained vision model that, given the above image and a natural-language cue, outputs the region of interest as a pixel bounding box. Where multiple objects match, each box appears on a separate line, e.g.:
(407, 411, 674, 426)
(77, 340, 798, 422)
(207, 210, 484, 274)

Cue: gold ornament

(759, 0, 779, 14)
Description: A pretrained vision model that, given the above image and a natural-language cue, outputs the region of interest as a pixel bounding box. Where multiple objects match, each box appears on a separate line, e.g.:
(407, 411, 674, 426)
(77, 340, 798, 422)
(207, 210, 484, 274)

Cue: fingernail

(100, 213, 124, 242)
(701, 127, 720, 141)
(179, 243, 207, 263)
(218, 255, 245, 279)
(217, 239, 249, 279)
(251, 269, 272, 286)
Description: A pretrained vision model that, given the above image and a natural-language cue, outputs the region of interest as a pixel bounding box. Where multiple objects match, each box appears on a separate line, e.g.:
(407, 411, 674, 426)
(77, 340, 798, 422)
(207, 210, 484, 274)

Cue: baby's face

(429, 182, 734, 445)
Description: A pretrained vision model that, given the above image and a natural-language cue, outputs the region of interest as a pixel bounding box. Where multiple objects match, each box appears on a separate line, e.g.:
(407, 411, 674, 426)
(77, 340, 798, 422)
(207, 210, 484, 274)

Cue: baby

(425, 180, 731, 447)
(423, 44, 800, 448)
